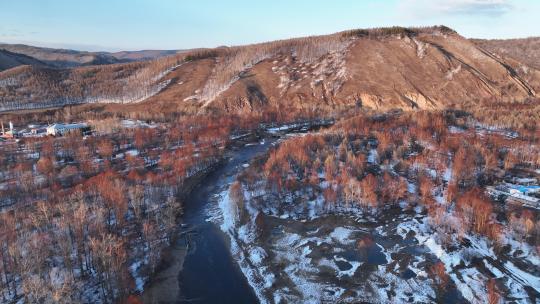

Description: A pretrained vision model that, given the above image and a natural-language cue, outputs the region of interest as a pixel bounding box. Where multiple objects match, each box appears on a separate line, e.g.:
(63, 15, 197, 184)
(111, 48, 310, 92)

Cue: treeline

(342, 25, 457, 39)
(0, 102, 339, 132)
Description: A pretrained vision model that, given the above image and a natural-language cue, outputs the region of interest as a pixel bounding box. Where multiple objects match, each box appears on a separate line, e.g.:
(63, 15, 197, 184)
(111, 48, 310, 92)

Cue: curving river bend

(142, 136, 278, 304)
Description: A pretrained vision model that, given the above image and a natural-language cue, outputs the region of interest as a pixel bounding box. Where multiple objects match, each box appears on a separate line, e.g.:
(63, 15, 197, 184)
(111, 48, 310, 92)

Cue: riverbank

(141, 162, 222, 303)
(140, 136, 274, 303)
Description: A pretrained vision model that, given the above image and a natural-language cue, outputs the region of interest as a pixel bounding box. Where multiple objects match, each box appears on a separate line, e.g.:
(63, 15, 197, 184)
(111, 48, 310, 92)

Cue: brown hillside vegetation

(0, 55, 183, 111)
(1, 26, 539, 115)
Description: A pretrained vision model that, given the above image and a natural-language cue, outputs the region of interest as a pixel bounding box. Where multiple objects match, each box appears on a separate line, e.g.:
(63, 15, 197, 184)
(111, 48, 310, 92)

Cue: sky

(0, 0, 539, 52)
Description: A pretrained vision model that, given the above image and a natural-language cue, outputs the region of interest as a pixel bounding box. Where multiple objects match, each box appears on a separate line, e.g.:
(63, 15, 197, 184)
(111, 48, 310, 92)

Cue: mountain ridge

(1, 26, 539, 114)
(0, 43, 123, 68)
(0, 43, 182, 69)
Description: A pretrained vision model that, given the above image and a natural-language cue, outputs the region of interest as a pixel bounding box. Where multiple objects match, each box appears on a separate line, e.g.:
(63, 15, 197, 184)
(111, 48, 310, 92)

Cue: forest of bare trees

(0, 114, 259, 303)
(238, 110, 539, 249)
(0, 55, 182, 112)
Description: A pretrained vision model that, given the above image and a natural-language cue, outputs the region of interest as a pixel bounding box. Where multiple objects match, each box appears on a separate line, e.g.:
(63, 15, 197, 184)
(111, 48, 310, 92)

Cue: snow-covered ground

(398, 215, 540, 303)
(202, 119, 540, 303)
(208, 186, 461, 303)
(207, 178, 540, 304)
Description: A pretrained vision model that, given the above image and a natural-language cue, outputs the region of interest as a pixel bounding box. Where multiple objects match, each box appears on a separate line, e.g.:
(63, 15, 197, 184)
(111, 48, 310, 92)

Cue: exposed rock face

(1, 27, 539, 113)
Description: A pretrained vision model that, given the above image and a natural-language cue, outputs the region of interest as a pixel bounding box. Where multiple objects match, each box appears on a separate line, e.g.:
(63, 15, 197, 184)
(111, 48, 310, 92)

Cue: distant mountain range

(0, 26, 539, 114)
(0, 48, 47, 71)
(0, 43, 181, 70)
(110, 49, 183, 61)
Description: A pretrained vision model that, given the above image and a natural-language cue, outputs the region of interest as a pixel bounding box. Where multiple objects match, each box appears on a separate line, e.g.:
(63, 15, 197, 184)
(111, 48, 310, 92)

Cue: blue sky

(0, 0, 539, 51)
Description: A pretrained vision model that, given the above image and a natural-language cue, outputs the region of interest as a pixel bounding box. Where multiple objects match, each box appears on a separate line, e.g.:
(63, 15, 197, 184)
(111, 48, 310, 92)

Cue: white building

(1, 121, 16, 138)
(46, 123, 88, 136)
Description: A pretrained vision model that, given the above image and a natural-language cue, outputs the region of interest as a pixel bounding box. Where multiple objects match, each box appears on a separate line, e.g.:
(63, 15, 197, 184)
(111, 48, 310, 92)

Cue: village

(0, 120, 90, 140)
(487, 177, 540, 210)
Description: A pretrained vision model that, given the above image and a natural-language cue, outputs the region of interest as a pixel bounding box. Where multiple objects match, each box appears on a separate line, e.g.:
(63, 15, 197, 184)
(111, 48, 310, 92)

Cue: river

(142, 136, 278, 304)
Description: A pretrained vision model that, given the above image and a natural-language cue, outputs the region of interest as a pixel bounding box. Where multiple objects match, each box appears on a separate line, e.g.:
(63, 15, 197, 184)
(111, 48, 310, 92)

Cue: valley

(0, 23, 539, 304)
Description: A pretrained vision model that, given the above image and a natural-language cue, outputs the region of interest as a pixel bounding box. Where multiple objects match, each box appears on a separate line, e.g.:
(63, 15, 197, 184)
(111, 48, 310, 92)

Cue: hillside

(0, 56, 182, 112)
(1, 26, 539, 114)
(472, 37, 540, 69)
(153, 26, 539, 114)
(0, 49, 47, 71)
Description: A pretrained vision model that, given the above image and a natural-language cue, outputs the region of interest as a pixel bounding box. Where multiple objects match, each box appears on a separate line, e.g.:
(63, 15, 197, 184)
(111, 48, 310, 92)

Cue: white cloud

(400, 0, 513, 17)
(436, 0, 512, 15)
